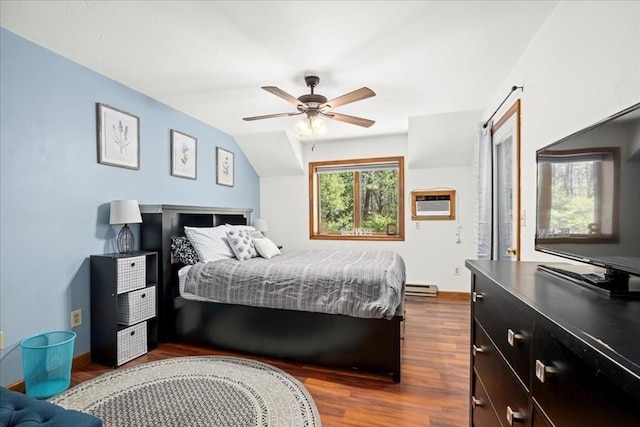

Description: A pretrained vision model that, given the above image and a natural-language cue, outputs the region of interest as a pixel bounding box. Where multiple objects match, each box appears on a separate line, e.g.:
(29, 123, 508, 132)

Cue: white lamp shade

(109, 200, 142, 225)
(254, 218, 269, 232)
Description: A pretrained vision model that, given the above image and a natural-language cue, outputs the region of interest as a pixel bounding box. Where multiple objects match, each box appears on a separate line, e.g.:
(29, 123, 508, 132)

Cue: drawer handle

(471, 396, 483, 408)
(506, 406, 524, 425)
(130, 262, 136, 267)
(472, 345, 485, 356)
(535, 359, 557, 383)
(472, 292, 484, 302)
(130, 330, 135, 336)
(141, 293, 146, 298)
(507, 329, 523, 347)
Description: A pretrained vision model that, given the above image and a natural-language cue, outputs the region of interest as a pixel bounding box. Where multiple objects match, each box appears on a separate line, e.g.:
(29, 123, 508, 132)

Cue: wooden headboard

(139, 204, 253, 340)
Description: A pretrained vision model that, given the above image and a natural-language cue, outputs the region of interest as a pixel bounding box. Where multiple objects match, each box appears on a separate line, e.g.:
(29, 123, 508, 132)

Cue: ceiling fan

(243, 75, 376, 128)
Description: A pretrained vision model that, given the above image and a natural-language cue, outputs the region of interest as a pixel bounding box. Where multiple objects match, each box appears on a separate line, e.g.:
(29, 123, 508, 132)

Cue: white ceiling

(0, 1, 557, 143)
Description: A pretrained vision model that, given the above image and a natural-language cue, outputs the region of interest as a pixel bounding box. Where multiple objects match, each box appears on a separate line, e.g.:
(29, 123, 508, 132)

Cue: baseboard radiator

(405, 284, 438, 297)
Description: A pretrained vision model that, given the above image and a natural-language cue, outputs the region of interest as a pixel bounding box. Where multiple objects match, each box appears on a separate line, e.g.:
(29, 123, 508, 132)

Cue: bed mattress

(179, 249, 406, 319)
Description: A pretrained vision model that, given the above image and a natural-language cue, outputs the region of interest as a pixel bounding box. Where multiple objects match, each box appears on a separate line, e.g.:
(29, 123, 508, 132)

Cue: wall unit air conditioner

(411, 189, 456, 221)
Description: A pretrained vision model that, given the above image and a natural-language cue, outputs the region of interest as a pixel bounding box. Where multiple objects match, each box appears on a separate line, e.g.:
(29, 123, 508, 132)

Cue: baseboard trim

(5, 351, 91, 392)
(437, 291, 470, 301)
(405, 284, 438, 297)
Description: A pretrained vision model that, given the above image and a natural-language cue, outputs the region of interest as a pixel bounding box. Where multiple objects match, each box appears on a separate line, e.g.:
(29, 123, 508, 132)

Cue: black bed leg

(391, 317, 402, 383)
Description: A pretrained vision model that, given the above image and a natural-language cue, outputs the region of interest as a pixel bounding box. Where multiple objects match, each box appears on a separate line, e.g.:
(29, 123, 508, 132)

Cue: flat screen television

(535, 102, 640, 296)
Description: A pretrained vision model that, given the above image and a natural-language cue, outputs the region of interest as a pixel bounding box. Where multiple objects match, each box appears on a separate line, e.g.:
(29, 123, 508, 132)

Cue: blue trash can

(21, 330, 76, 399)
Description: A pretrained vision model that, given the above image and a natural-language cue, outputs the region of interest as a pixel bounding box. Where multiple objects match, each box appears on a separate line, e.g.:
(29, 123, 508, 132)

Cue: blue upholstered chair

(0, 387, 101, 427)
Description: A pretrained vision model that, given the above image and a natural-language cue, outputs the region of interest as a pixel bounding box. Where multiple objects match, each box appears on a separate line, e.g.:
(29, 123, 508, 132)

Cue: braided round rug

(49, 356, 321, 427)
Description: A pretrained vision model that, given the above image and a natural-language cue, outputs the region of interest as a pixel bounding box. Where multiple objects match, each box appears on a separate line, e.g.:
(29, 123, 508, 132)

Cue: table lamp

(109, 200, 142, 254)
(254, 218, 269, 235)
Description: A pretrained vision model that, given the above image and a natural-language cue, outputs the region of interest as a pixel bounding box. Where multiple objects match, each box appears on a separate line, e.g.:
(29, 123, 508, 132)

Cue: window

(537, 148, 619, 242)
(309, 156, 404, 241)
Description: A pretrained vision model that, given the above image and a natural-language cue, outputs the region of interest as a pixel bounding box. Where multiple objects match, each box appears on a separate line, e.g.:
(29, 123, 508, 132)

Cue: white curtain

(474, 122, 492, 259)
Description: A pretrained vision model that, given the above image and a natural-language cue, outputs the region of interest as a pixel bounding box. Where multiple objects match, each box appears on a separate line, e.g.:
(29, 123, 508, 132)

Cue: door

(492, 100, 521, 261)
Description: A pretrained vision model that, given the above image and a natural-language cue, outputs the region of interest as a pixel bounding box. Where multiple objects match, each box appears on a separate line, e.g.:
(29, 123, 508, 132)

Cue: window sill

(310, 234, 404, 242)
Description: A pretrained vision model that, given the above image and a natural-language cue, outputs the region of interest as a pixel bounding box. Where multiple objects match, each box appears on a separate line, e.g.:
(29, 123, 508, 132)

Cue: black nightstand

(90, 251, 158, 367)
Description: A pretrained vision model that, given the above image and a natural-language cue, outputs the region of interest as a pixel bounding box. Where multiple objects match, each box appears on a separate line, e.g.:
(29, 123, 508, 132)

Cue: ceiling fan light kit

(243, 75, 376, 136)
(295, 116, 327, 137)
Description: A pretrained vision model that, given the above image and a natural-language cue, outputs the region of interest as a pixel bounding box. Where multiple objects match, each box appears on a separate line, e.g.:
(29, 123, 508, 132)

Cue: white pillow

(250, 230, 265, 239)
(226, 224, 256, 231)
(226, 229, 257, 260)
(254, 237, 281, 259)
(184, 225, 234, 262)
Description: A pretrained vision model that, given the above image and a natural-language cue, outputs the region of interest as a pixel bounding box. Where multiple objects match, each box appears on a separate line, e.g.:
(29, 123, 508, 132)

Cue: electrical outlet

(0, 331, 4, 350)
(71, 309, 82, 328)
(454, 266, 461, 276)
(415, 222, 420, 229)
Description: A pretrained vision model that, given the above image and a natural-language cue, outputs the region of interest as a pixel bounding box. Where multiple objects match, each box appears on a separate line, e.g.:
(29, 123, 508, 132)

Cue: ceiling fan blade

(262, 86, 304, 107)
(320, 87, 375, 109)
(243, 111, 303, 121)
(321, 112, 375, 128)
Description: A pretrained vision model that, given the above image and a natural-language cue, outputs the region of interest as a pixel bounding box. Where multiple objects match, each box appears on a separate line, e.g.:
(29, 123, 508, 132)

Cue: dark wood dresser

(466, 260, 640, 427)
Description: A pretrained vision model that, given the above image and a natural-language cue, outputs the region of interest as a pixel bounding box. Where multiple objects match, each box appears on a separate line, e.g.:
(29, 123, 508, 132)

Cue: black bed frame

(139, 204, 404, 382)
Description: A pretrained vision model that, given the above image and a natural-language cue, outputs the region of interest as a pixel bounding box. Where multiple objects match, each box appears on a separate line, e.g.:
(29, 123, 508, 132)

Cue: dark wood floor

(72, 296, 471, 426)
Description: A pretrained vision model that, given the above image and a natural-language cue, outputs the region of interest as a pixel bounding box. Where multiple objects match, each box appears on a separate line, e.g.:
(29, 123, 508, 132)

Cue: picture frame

(96, 103, 140, 169)
(170, 130, 197, 179)
(216, 147, 234, 187)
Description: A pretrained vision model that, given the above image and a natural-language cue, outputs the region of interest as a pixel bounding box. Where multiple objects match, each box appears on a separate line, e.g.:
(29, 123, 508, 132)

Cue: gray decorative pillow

(226, 229, 257, 260)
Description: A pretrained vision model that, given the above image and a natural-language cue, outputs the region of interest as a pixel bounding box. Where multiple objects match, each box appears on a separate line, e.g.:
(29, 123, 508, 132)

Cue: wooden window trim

(309, 156, 405, 241)
(536, 147, 619, 244)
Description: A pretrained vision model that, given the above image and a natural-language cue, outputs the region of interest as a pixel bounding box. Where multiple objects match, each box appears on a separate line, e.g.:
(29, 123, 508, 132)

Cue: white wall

(260, 1, 640, 291)
(485, 0, 640, 262)
(260, 134, 475, 292)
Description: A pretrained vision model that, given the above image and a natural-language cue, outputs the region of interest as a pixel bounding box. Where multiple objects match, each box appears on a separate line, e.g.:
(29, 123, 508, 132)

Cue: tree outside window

(309, 157, 404, 241)
(537, 147, 618, 242)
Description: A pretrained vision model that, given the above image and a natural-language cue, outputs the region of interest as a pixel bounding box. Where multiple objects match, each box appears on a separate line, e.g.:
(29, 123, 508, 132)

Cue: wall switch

(0, 331, 3, 350)
(71, 309, 82, 328)
(454, 266, 461, 276)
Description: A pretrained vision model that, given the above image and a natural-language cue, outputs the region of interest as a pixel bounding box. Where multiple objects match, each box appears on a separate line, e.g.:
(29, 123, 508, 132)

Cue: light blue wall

(0, 28, 260, 386)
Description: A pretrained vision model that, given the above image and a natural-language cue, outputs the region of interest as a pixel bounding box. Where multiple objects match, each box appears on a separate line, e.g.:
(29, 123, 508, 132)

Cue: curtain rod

(482, 85, 523, 128)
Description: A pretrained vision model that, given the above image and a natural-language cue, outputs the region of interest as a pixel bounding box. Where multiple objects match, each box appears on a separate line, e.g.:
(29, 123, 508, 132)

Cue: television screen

(535, 102, 640, 285)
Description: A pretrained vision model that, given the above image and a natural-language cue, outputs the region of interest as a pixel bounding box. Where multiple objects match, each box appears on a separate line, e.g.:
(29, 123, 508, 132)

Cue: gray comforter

(184, 249, 406, 319)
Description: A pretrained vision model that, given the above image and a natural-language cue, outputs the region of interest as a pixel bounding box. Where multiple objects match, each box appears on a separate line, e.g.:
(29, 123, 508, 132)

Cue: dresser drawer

(531, 402, 553, 427)
(532, 327, 640, 427)
(116, 256, 146, 293)
(472, 371, 503, 427)
(473, 275, 532, 388)
(117, 286, 156, 326)
(117, 322, 147, 366)
(473, 321, 530, 426)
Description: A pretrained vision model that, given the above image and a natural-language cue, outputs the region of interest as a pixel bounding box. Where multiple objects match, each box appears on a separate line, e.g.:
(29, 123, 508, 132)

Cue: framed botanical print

(97, 103, 140, 169)
(171, 130, 197, 179)
(216, 147, 234, 187)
